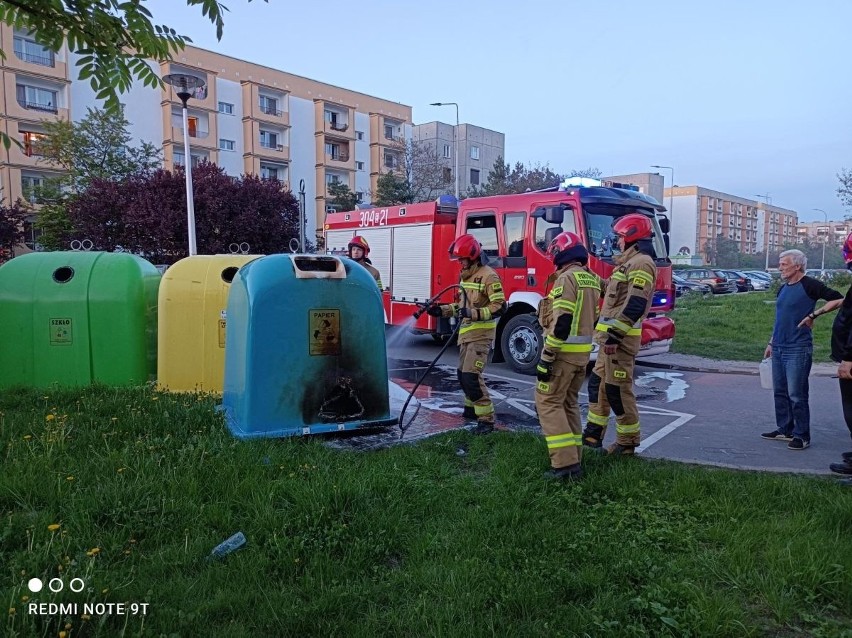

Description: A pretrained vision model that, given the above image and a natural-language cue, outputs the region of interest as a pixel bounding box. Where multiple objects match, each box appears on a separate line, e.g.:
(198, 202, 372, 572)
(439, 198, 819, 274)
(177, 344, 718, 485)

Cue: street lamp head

(163, 73, 206, 104)
(429, 102, 443, 106)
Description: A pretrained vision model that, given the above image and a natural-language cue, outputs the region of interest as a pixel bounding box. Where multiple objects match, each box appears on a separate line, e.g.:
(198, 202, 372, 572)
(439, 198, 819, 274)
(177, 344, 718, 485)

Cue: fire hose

(397, 284, 464, 439)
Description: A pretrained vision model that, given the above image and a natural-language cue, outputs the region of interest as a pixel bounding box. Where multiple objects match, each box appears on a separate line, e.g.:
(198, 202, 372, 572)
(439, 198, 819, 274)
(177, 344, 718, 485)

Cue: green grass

(671, 290, 842, 362)
(2, 386, 851, 637)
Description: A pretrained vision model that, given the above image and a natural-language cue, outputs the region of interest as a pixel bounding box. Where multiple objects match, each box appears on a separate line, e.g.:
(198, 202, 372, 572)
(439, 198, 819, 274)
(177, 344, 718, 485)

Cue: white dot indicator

(27, 578, 43, 592)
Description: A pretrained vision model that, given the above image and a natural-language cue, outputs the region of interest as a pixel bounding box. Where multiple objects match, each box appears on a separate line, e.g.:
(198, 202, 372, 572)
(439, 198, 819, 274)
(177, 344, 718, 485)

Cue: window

(16, 84, 57, 113)
(187, 116, 198, 138)
(21, 175, 47, 202)
(356, 131, 364, 141)
(384, 152, 399, 169)
(259, 95, 280, 116)
(173, 152, 204, 167)
(384, 124, 394, 140)
(260, 130, 278, 149)
(470, 146, 480, 160)
(443, 144, 451, 159)
(219, 139, 235, 151)
(326, 174, 341, 185)
(534, 205, 576, 253)
(443, 167, 452, 182)
(465, 214, 499, 258)
(356, 161, 364, 171)
(218, 101, 234, 115)
(470, 169, 480, 186)
(261, 165, 279, 180)
(14, 36, 54, 66)
(504, 212, 525, 258)
(22, 131, 47, 157)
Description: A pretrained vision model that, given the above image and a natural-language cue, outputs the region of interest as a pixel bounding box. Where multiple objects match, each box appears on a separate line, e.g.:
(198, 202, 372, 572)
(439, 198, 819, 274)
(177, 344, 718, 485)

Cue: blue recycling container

(221, 254, 397, 438)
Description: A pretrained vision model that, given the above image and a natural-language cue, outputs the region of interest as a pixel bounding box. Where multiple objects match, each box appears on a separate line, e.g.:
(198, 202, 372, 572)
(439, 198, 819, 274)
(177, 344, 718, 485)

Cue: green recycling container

(222, 254, 397, 438)
(0, 251, 160, 388)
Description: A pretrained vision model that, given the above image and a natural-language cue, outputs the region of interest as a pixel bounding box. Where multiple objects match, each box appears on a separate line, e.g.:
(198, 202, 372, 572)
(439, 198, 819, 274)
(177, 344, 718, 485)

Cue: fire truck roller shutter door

(352, 228, 392, 290)
(392, 224, 434, 301)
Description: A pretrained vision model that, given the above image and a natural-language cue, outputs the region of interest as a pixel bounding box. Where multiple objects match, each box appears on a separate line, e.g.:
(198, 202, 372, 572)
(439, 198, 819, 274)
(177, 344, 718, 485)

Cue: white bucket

(759, 358, 773, 390)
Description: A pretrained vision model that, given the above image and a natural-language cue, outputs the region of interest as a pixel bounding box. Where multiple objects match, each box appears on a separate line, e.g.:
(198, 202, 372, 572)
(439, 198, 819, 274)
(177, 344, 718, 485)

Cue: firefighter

(426, 234, 506, 434)
(582, 213, 657, 456)
(348, 235, 383, 290)
(535, 232, 601, 480)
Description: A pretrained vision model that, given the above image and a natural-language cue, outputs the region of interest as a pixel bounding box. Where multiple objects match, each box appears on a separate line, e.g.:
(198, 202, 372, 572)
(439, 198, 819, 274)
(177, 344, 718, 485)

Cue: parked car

(673, 274, 711, 297)
(745, 270, 772, 282)
(721, 270, 754, 292)
(679, 269, 737, 294)
(745, 274, 769, 291)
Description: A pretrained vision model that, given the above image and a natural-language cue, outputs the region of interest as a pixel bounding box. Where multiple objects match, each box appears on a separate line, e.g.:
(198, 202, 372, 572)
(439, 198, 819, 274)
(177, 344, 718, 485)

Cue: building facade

(1, 31, 412, 249)
(666, 186, 798, 265)
(796, 220, 852, 246)
(603, 172, 665, 204)
(0, 23, 72, 249)
(412, 121, 504, 195)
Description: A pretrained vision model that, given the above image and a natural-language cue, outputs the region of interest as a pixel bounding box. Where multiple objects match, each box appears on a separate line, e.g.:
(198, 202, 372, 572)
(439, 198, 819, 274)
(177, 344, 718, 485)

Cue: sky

(143, 0, 851, 222)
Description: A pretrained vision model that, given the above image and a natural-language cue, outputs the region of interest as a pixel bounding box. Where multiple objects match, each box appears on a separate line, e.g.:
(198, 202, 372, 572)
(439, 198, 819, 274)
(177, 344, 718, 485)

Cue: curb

(637, 357, 838, 378)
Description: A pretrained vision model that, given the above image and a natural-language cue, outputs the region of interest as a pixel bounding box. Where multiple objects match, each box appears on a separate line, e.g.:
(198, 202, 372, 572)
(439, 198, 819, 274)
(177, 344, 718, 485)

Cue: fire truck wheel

(500, 314, 543, 375)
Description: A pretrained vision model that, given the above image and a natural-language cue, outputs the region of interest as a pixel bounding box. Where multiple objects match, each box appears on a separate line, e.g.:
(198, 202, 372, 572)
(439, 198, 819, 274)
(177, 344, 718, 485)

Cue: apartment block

(412, 122, 504, 195)
(603, 172, 665, 204)
(0, 24, 72, 250)
(666, 186, 798, 265)
(796, 220, 852, 246)
(1, 34, 413, 249)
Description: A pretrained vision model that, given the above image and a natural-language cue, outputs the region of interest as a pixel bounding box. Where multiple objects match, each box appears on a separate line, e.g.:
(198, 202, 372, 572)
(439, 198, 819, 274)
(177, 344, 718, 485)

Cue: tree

(327, 181, 360, 212)
(32, 105, 162, 250)
(0, 200, 28, 261)
(66, 162, 300, 263)
(567, 167, 603, 179)
(838, 168, 852, 215)
(0, 0, 264, 148)
(374, 172, 413, 206)
(401, 139, 452, 203)
(468, 155, 563, 197)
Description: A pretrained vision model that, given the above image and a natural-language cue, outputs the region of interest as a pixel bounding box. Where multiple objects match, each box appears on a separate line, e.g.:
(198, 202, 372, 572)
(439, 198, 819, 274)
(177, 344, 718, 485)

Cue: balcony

(259, 103, 283, 117)
(15, 50, 55, 67)
(173, 126, 209, 139)
(18, 100, 58, 114)
(328, 151, 350, 163)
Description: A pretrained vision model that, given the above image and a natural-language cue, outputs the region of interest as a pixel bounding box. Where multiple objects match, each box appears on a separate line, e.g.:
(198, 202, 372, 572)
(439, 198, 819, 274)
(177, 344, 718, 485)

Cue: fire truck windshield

(584, 205, 668, 261)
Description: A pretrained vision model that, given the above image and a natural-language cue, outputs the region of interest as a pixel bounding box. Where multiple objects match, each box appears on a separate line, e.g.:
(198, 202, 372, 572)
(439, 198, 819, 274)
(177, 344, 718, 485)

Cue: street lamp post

(650, 165, 675, 233)
(430, 102, 459, 199)
(814, 208, 829, 273)
(163, 73, 206, 256)
(755, 193, 772, 270)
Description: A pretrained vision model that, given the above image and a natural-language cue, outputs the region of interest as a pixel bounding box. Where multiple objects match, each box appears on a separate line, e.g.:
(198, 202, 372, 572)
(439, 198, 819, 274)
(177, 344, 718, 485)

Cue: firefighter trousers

(535, 359, 586, 469)
(458, 341, 494, 424)
(585, 348, 640, 447)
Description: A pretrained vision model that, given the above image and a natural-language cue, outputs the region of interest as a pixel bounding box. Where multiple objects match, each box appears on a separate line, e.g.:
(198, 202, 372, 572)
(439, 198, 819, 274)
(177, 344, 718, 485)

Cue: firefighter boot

(582, 424, 604, 449)
(462, 406, 477, 420)
(471, 420, 494, 435)
(543, 463, 583, 481)
(606, 442, 636, 457)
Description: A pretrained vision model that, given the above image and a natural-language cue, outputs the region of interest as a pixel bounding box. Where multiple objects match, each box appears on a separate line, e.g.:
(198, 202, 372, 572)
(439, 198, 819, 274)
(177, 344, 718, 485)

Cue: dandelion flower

(8, 607, 15, 615)
(86, 547, 100, 556)
(66, 476, 74, 481)
(81, 614, 91, 621)
(47, 524, 60, 531)
(46, 414, 55, 421)
(23, 435, 32, 440)
(117, 468, 125, 473)
(59, 631, 67, 638)
(20, 596, 28, 602)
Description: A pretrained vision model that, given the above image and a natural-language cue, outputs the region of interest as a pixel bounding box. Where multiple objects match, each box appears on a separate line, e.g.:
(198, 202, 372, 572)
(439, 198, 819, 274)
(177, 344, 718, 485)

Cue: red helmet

(348, 235, 370, 257)
(612, 214, 653, 242)
(843, 232, 852, 264)
(547, 231, 588, 266)
(449, 234, 481, 261)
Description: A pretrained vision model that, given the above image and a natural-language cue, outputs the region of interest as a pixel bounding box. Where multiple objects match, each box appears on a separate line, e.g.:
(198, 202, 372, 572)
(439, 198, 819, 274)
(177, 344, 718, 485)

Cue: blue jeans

(772, 346, 813, 441)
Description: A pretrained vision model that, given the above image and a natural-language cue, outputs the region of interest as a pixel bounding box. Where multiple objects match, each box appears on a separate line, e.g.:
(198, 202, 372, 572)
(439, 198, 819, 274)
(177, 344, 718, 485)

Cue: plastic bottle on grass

(208, 532, 246, 560)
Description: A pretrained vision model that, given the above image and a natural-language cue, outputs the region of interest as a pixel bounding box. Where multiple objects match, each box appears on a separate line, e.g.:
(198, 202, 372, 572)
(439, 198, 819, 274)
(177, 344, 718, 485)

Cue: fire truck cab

(324, 179, 675, 374)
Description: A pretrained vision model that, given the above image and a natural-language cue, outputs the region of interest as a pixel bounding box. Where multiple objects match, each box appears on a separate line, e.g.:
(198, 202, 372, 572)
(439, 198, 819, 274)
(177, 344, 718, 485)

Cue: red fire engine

(324, 178, 676, 374)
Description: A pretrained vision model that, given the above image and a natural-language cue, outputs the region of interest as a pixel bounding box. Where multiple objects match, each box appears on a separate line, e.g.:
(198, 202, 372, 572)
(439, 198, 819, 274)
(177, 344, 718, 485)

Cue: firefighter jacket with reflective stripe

(441, 262, 506, 344)
(594, 242, 656, 347)
(357, 259, 383, 290)
(538, 264, 602, 366)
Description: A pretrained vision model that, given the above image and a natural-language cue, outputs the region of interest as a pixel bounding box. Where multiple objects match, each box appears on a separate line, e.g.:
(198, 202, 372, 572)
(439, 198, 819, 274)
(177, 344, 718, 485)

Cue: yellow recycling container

(157, 254, 261, 392)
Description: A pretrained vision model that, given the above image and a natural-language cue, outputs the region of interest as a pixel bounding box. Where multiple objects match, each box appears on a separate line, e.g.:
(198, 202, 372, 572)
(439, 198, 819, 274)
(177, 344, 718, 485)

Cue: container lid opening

(221, 266, 239, 283)
(52, 267, 75, 284)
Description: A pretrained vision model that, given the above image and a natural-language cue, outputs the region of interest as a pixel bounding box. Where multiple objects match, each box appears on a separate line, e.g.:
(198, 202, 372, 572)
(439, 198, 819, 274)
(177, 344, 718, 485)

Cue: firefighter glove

(458, 307, 473, 319)
(604, 327, 625, 346)
(426, 304, 442, 317)
(536, 359, 554, 382)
